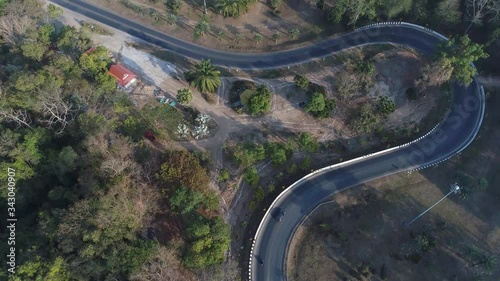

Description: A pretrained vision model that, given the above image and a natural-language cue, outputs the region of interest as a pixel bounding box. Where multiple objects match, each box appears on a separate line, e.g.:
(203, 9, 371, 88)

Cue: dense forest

(0, 1, 229, 280)
(0, 0, 498, 280)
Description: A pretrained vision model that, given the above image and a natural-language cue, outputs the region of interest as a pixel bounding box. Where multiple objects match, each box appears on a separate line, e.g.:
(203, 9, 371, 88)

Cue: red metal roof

(108, 64, 136, 88)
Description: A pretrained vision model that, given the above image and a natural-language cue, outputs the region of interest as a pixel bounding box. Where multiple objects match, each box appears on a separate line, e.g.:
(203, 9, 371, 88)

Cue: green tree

(12, 256, 70, 281)
(270, 0, 282, 10)
(48, 4, 63, 20)
(20, 42, 46, 62)
(268, 145, 287, 165)
(356, 60, 375, 75)
(234, 32, 244, 43)
(435, 0, 461, 25)
(254, 33, 263, 43)
(299, 132, 318, 152)
(381, 0, 412, 18)
(272, 32, 281, 43)
(166, 13, 177, 25)
(0, 128, 48, 182)
(328, 0, 376, 25)
(243, 167, 259, 186)
(79, 46, 111, 77)
(248, 85, 272, 115)
(176, 88, 193, 105)
(166, 0, 182, 14)
(215, 0, 251, 18)
(218, 169, 230, 182)
(376, 96, 396, 116)
(95, 73, 116, 94)
(187, 59, 221, 93)
(289, 28, 300, 38)
(159, 150, 211, 193)
(305, 92, 326, 113)
(169, 187, 205, 214)
(437, 35, 488, 85)
(194, 19, 210, 38)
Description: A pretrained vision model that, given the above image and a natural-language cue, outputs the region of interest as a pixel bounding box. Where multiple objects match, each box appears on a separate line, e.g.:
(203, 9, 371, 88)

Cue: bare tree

(465, 0, 500, 33)
(0, 15, 33, 46)
(335, 72, 361, 101)
(38, 87, 79, 135)
(0, 108, 32, 128)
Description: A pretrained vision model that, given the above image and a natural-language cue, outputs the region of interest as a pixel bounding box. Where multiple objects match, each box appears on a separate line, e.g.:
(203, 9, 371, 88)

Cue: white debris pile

(120, 45, 179, 86)
(192, 113, 212, 139)
(177, 123, 191, 139)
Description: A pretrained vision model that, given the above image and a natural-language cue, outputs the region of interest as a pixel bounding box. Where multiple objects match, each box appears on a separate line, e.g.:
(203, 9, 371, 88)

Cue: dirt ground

(88, 0, 338, 52)
(287, 87, 500, 281)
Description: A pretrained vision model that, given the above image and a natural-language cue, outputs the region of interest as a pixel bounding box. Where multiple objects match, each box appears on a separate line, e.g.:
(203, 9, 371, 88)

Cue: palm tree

(194, 19, 210, 38)
(188, 59, 221, 93)
(150, 10, 162, 21)
(215, 0, 233, 17)
(289, 28, 300, 38)
(254, 33, 263, 44)
(167, 13, 177, 25)
(215, 0, 251, 18)
(216, 30, 225, 41)
(234, 32, 244, 43)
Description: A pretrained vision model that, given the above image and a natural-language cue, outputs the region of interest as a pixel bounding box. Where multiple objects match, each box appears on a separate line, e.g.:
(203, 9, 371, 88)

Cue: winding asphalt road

(50, 1, 485, 280)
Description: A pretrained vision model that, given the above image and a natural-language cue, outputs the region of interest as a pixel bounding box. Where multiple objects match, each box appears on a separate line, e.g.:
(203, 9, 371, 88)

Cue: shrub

(243, 167, 259, 187)
(377, 96, 396, 116)
(218, 169, 230, 182)
(299, 133, 318, 152)
(356, 60, 375, 75)
(293, 74, 309, 89)
(248, 85, 272, 115)
(176, 88, 193, 105)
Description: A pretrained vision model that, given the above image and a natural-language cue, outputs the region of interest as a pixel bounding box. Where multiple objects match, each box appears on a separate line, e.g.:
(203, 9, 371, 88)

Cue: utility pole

(403, 183, 460, 227)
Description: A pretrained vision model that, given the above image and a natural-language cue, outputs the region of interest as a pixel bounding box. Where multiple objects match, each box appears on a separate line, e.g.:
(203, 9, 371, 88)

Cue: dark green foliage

(228, 143, 266, 168)
(265, 142, 291, 165)
(376, 96, 396, 116)
(436, 35, 488, 85)
(305, 92, 326, 113)
(305, 92, 336, 118)
(243, 167, 259, 186)
(169, 187, 206, 214)
(218, 169, 230, 182)
(356, 60, 375, 75)
(406, 87, 418, 101)
(186, 59, 221, 93)
(299, 133, 318, 152)
(183, 215, 230, 269)
(177, 88, 193, 105)
(166, 0, 182, 14)
(248, 85, 272, 115)
(294, 74, 310, 89)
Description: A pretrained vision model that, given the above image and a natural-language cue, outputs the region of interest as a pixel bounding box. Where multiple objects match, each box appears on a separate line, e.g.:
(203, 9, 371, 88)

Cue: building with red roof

(108, 64, 137, 89)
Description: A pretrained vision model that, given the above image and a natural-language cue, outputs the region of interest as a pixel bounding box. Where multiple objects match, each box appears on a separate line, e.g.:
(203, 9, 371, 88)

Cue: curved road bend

(50, 1, 485, 280)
